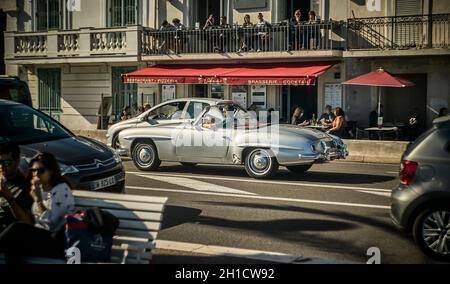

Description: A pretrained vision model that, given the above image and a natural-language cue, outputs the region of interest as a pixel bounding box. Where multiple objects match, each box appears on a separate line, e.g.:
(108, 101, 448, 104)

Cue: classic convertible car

(117, 101, 348, 179)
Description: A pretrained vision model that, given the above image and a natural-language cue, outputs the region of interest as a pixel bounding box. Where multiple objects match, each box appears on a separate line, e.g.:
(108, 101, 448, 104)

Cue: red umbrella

(342, 68, 415, 124)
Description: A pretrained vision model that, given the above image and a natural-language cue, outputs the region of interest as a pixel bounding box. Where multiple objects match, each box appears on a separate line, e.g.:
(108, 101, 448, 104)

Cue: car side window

(149, 102, 186, 120)
(186, 102, 209, 119)
(201, 108, 224, 130)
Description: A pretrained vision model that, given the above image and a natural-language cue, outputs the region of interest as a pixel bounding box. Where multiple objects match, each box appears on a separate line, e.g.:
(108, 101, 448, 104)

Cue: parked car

(117, 101, 348, 179)
(0, 99, 125, 193)
(106, 98, 220, 149)
(391, 115, 450, 261)
(0, 75, 32, 106)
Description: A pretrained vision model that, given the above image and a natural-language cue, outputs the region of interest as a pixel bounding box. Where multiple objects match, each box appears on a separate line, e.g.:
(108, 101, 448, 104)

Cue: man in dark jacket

(0, 143, 34, 233)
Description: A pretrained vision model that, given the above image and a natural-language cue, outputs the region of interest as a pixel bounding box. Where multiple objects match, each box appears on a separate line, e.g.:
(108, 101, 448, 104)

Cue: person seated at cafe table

(291, 106, 310, 126)
(318, 105, 335, 127)
(326, 107, 347, 138)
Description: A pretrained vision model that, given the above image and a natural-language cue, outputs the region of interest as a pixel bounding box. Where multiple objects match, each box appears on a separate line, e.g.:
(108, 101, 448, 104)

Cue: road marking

(135, 174, 257, 196)
(126, 185, 391, 210)
(386, 171, 399, 175)
(356, 190, 391, 198)
(127, 171, 393, 193)
(155, 240, 356, 264)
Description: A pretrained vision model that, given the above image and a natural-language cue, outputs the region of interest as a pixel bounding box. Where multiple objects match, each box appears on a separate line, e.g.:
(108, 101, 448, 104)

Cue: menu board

(161, 85, 176, 102)
(250, 85, 266, 108)
(324, 83, 342, 108)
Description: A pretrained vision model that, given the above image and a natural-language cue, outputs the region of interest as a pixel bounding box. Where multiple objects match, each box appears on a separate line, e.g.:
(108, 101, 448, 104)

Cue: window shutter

(396, 0, 423, 16)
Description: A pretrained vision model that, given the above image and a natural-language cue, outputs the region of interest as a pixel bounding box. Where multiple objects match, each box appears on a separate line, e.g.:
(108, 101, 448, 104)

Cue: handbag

(64, 207, 119, 262)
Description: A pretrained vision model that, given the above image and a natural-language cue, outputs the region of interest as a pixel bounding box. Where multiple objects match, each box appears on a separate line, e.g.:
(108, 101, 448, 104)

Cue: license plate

(91, 176, 116, 191)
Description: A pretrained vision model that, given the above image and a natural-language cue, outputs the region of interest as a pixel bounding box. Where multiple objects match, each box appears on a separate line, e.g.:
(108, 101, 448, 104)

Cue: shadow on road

(156, 165, 396, 185)
(161, 205, 202, 230)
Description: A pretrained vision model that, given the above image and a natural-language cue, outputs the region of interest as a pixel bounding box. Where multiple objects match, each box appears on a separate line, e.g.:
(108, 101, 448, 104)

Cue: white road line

(155, 240, 356, 264)
(127, 171, 393, 193)
(126, 186, 391, 210)
(135, 174, 258, 196)
(386, 171, 399, 175)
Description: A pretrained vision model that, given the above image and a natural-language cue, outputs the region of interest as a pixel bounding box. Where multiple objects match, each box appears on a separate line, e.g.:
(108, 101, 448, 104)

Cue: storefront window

(211, 84, 224, 99)
(194, 85, 208, 98)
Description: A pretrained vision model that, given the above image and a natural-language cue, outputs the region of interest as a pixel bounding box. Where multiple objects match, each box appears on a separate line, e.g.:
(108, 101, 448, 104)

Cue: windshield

(0, 104, 72, 145)
(0, 81, 32, 106)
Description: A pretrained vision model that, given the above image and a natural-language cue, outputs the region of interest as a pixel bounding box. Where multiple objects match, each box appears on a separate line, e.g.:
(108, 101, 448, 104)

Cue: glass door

(112, 66, 137, 122)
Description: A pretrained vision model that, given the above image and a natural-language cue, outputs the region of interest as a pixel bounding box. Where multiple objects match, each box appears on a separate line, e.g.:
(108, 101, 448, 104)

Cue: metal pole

(101, 93, 104, 129)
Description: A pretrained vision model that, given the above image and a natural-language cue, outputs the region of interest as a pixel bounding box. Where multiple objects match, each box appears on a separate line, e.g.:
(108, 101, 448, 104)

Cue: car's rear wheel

(244, 148, 278, 179)
(112, 134, 120, 149)
(413, 207, 450, 261)
(286, 164, 312, 174)
(132, 141, 161, 171)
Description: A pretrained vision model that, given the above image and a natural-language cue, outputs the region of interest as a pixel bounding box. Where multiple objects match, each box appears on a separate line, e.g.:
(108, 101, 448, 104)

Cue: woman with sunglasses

(0, 152, 75, 263)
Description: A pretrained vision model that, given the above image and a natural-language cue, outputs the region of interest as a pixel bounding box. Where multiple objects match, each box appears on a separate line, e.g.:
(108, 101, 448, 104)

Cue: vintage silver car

(106, 98, 220, 149)
(117, 101, 348, 179)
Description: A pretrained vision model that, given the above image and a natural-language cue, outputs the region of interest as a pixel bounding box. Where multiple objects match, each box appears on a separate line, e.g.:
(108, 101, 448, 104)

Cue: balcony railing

(347, 14, 450, 50)
(5, 26, 140, 61)
(141, 21, 345, 55)
(5, 15, 449, 62)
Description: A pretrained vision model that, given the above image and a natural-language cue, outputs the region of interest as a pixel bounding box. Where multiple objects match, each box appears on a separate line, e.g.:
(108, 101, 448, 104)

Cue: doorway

(112, 66, 137, 122)
(196, 0, 222, 27)
(286, 85, 318, 122)
(384, 74, 427, 129)
(285, 0, 311, 21)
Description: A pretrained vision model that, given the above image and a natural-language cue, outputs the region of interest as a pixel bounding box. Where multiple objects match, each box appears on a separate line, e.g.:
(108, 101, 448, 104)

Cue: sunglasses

(30, 168, 46, 174)
(0, 159, 14, 167)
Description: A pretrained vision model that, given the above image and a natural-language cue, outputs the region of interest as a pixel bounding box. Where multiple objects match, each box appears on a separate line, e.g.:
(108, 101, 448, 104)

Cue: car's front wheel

(286, 164, 312, 174)
(413, 207, 450, 261)
(132, 141, 161, 171)
(244, 148, 279, 179)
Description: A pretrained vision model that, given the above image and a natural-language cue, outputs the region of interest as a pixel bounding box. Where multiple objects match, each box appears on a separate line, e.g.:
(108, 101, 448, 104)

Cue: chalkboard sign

(234, 0, 268, 10)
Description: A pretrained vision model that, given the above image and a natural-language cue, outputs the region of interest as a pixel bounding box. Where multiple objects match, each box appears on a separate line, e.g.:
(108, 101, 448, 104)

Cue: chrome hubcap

(136, 146, 154, 166)
(249, 150, 271, 174)
(422, 211, 450, 255)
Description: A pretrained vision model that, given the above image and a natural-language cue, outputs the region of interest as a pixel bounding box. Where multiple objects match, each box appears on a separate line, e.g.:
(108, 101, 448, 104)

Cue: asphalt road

(122, 159, 438, 264)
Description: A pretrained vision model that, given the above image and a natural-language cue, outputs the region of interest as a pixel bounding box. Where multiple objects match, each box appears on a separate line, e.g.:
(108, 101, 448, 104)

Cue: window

(108, 0, 138, 27)
(35, 0, 62, 31)
(186, 102, 209, 119)
(149, 102, 187, 120)
(211, 84, 224, 99)
(0, 104, 71, 145)
(38, 69, 61, 115)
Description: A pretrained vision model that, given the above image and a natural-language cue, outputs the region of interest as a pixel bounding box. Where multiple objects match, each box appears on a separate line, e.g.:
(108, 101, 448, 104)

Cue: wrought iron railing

(347, 14, 450, 50)
(141, 21, 345, 55)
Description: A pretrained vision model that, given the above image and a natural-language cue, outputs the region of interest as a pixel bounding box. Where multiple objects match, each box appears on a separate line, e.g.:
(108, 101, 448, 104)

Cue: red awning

(342, 68, 415, 88)
(122, 63, 336, 86)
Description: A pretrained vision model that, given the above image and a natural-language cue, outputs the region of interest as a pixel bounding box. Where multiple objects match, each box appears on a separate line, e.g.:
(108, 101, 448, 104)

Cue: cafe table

(364, 126, 399, 140)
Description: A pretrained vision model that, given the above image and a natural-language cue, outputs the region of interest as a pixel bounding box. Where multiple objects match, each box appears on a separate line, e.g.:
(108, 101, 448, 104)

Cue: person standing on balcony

(172, 18, 186, 53)
(289, 10, 302, 50)
(306, 11, 320, 49)
(217, 16, 231, 53)
(239, 14, 254, 52)
(256, 13, 271, 52)
(203, 14, 218, 53)
(158, 20, 175, 53)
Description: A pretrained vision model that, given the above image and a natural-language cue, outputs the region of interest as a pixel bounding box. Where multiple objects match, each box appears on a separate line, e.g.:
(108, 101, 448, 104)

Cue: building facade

(2, 0, 450, 132)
